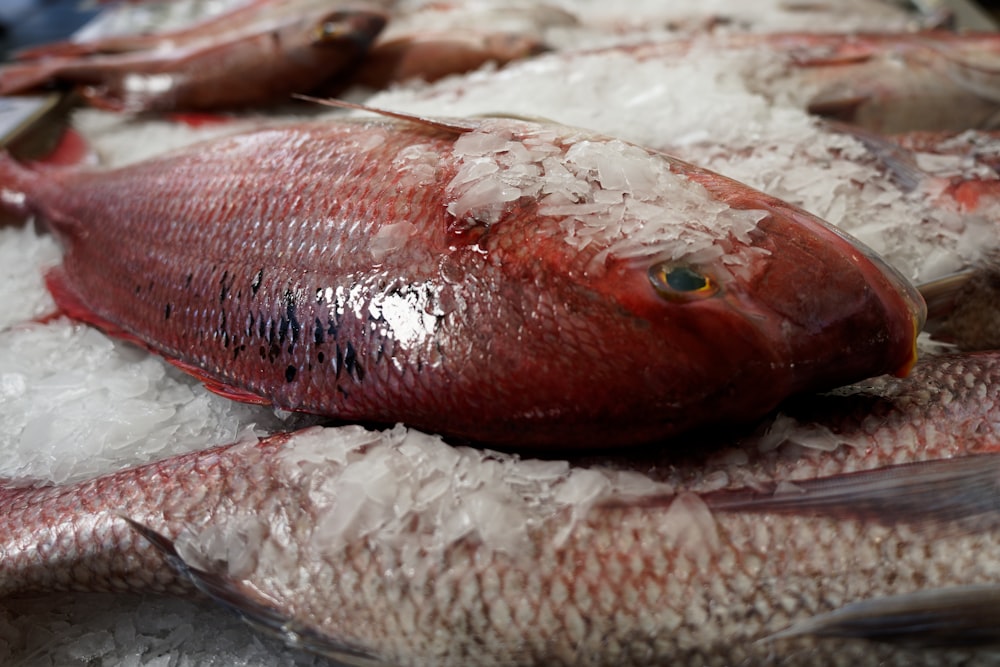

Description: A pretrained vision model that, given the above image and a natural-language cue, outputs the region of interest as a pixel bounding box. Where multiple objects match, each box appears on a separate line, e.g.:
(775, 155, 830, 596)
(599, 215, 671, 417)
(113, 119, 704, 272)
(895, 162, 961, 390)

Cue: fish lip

(729, 202, 926, 394)
(814, 214, 926, 378)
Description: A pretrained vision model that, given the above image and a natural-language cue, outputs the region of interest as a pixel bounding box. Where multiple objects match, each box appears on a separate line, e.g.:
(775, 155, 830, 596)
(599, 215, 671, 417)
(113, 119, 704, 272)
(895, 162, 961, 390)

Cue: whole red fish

(0, 111, 922, 448)
(2, 351, 1000, 665)
(0, 4, 387, 111)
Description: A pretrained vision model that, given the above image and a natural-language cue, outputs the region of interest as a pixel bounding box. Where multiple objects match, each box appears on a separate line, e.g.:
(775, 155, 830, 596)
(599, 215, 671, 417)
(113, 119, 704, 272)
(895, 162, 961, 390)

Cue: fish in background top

(0, 106, 923, 448)
(0, 0, 389, 111)
(2, 350, 1000, 665)
(616, 31, 1000, 134)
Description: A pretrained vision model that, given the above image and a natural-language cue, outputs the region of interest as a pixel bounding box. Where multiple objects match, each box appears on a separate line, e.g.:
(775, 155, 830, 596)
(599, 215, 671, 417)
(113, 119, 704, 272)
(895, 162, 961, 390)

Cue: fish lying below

(3, 351, 1000, 665)
(0, 109, 923, 448)
(0, 3, 387, 111)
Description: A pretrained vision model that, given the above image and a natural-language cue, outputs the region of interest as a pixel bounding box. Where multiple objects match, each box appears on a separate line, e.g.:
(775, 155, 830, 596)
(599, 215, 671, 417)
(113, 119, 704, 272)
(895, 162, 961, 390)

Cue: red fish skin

(0, 116, 922, 448)
(0, 8, 387, 112)
(1, 352, 1000, 665)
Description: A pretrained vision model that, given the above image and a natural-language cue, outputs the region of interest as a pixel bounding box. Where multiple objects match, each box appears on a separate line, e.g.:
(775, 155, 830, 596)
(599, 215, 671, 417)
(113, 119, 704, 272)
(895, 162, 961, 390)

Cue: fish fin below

(703, 453, 1000, 528)
(166, 358, 272, 406)
(292, 94, 480, 134)
(767, 584, 1000, 649)
(125, 518, 388, 666)
(825, 120, 927, 192)
(45, 267, 273, 406)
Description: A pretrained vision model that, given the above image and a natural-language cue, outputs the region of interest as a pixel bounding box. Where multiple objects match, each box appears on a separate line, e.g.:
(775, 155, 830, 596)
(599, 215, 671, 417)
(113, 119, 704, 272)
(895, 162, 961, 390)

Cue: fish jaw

(740, 198, 924, 387)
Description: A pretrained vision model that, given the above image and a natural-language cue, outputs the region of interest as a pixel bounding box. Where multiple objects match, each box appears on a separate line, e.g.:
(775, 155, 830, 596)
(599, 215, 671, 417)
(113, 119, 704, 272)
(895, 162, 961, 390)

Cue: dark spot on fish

(268, 342, 281, 363)
(135, 285, 141, 295)
(344, 341, 364, 382)
(327, 319, 338, 337)
(219, 271, 230, 304)
(251, 269, 263, 296)
(285, 365, 297, 382)
(317, 351, 325, 364)
(283, 289, 300, 344)
(233, 344, 245, 361)
(164, 303, 171, 319)
(259, 316, 268, 341)
(314, 318, 325, 345)
(259, 345, 266, 360)
(222, 331, 230, 349)
(185, 273, 193, 288)
(278, 316, 289, 344)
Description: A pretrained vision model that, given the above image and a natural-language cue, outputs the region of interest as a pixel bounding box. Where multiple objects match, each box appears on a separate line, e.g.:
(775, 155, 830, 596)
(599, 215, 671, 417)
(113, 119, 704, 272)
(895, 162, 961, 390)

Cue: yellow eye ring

(649, 264, 719, 301)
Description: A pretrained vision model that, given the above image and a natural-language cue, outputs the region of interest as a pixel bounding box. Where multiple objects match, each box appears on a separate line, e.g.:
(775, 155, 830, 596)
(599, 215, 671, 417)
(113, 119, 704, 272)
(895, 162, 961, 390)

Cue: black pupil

(665, 267, 707, 292)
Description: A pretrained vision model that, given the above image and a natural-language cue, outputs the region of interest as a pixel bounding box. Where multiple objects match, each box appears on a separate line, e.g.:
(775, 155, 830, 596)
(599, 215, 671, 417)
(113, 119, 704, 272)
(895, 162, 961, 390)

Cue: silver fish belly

(2, 352, 1000, 665)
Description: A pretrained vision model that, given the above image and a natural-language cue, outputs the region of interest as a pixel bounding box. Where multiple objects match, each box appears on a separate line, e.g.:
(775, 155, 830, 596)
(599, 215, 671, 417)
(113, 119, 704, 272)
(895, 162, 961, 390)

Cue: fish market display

(2, 352, 1000, 666)
(0, 110, 922, 448)
(0, 2, 387, 111)
(1, 0, 998, 665)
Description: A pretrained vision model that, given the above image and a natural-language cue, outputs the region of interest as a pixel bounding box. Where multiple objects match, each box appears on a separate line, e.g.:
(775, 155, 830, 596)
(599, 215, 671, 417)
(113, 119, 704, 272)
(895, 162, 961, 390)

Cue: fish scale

(2, 353, 1000, 664)
(0, 113, 922, 447)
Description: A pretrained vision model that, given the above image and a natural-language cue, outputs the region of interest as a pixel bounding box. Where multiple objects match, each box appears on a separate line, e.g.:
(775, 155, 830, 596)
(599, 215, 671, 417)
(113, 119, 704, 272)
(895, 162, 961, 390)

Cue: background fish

(2, 351, 1000, 666)
(0, 111, 922, 448)
(618, 31, 1000, 134)
(0, 4, 387, 111)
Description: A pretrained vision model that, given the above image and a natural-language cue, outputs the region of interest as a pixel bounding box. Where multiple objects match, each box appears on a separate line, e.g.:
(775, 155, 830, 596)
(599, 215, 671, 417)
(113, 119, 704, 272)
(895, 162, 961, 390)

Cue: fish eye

(314, 15, 348, 42)
(649, 263, 719, 301)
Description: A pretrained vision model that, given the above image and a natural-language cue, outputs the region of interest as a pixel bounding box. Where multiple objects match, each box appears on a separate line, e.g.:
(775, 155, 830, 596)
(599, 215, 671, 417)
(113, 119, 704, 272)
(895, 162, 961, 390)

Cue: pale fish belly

(2, 352, 1000, 665)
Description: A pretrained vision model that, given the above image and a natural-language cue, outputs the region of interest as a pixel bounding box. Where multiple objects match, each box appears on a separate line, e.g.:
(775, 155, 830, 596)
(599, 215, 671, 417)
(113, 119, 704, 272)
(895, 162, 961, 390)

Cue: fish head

(447, 122, 923, 441)
(309, 9, 388, 50)
(589, 157, 925, 427)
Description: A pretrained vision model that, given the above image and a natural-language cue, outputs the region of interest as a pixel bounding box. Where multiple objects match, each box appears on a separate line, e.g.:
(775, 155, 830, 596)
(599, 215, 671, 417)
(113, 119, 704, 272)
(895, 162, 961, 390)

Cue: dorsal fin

(292, 94, 481, 135)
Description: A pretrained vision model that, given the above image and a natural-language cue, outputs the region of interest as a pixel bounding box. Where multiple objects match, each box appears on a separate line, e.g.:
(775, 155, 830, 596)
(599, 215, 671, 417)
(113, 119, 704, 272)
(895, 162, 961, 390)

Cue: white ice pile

(177, 425, 670, 586)
(444, 120, 768, 271)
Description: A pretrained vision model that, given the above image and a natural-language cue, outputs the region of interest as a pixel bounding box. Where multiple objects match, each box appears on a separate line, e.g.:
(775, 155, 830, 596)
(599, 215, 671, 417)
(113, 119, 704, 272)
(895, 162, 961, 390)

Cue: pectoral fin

(768, 585, 1000, 649)
(705, 454, 1000, 528)
(124, 518, 390, 666)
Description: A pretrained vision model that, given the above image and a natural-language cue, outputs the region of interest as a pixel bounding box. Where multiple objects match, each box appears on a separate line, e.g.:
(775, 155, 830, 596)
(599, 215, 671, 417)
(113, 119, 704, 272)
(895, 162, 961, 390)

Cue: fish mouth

(738, 203, 925, 395)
